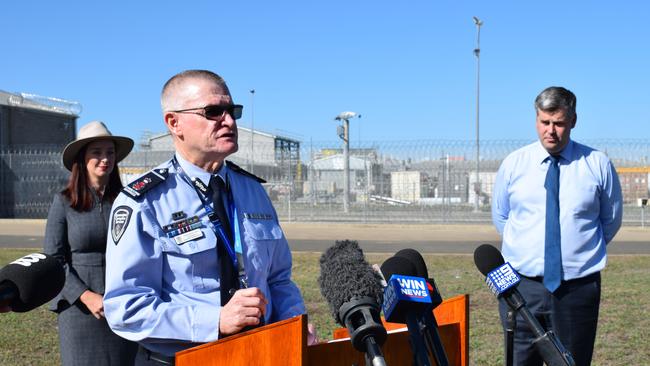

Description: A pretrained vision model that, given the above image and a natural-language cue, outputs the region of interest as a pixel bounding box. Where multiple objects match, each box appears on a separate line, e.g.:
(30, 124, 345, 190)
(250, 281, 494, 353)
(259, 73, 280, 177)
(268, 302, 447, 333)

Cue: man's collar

(174, 153, 228, 184)
(535, 139, 574, 164)
(214, 162, 228, 184)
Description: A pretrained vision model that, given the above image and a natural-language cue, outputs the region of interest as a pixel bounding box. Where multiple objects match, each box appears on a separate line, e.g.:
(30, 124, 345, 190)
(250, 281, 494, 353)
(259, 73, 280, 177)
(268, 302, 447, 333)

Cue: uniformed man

(104, 70, 313, 365)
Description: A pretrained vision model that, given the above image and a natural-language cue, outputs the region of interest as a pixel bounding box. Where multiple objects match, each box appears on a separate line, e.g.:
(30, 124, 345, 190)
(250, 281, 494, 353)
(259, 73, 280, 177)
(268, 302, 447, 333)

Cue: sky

(2, 1, 649, 147)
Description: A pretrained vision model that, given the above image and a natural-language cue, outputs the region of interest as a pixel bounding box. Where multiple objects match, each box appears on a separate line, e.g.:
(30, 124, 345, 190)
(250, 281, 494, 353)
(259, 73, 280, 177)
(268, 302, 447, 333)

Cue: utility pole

(473, 16, 483, 212)
(250, 89, 255, 174)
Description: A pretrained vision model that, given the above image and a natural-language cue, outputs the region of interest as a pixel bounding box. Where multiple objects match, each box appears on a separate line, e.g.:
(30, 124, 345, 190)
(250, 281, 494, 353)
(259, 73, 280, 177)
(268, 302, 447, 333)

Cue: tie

(543, 155, 562, 292)
(209, 175, 238, 304)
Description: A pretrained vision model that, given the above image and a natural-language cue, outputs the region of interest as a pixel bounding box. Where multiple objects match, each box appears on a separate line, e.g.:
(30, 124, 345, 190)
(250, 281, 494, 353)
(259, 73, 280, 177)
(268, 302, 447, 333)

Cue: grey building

(124, 126, 301, 184)
(0, 90, 79, 218)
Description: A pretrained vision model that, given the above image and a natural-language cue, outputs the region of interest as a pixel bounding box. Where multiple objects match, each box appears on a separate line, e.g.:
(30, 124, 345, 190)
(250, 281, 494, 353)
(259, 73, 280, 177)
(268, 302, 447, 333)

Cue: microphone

(0, 253, 65, 312)
(381, 256, 432, 366)
(393, 249, 449, 366)
(473, 244, 575, 366)
(394, 249, 442, 308)
(318, 240, 388, 366)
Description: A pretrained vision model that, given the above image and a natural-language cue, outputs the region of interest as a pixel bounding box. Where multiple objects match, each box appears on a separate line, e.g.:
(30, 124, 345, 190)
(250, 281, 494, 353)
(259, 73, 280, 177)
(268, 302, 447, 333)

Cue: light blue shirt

(492, 140, 622, 280)
(104, 154, 306, 356)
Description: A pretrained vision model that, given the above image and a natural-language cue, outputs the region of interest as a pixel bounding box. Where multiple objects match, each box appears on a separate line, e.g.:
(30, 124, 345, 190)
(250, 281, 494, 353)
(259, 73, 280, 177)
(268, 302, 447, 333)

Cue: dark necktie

(209, 175, 238, 304)
(543, 155, 562, 292)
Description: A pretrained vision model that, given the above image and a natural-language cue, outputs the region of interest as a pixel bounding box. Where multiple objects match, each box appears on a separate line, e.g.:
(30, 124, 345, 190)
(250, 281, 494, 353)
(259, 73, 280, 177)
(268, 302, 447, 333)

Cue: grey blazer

(44, 192, 112, 313)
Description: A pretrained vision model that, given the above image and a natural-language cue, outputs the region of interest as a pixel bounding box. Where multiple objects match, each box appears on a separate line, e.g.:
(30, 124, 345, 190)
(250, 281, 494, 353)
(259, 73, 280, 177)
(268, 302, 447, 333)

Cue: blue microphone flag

(383, 274, 432, 323)
(485, 262, 521, 296)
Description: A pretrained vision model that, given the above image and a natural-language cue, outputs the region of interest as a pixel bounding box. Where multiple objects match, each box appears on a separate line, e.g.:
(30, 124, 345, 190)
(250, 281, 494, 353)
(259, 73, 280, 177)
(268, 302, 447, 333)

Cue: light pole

(335, 111, 360, 213)
(249, 89, 255, 174)
(473, 16, 483, 212)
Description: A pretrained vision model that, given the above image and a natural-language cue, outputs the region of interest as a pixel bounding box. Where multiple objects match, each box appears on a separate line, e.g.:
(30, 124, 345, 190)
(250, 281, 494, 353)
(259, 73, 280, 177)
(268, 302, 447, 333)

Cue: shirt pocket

(160, 227, 219, 293)
(569, 185, 599, 218)
(241, 219, 283, 281)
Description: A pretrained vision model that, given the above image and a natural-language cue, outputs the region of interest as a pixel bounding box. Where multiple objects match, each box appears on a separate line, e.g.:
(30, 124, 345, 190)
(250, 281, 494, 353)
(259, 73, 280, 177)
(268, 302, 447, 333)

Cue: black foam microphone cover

(474, 244, 505, 276)
(380, 255, 418, 280)
(395, 248, 428, 277)
(318, 240, 384, 324)
(319, 240, 388, 361)
(0, 253, 65, 312)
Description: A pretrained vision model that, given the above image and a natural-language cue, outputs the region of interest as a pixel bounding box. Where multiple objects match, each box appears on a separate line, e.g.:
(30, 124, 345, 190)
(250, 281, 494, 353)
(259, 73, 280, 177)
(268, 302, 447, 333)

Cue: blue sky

(2, 1, 648, 146)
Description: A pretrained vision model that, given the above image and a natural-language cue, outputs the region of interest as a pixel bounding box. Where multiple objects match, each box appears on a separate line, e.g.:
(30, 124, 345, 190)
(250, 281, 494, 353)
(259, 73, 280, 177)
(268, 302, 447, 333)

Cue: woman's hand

(79, 290, 105, 319)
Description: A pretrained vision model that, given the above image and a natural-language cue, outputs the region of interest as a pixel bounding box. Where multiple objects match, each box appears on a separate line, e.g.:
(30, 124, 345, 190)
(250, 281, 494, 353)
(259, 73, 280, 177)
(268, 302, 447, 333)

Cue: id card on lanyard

(172, 157, 249, 289)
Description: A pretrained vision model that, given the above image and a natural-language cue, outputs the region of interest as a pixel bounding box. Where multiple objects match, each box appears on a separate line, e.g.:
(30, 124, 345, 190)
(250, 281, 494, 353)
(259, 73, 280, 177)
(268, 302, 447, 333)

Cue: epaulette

(226, 161, 266, 183)
(122, 168, 169, 199)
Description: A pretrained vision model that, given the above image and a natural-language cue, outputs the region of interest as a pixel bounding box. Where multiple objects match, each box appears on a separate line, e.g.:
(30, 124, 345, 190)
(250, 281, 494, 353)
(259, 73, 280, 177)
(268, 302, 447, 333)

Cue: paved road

(2, 235, 649, 254)
(1, 220, 648, 254)
(0, 235, 43, 248)
(286, 239, 650, 255)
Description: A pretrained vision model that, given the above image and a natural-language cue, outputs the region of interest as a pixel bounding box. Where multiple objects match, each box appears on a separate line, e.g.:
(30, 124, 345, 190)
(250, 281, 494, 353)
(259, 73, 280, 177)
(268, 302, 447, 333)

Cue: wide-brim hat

(62, 120, 134, 171)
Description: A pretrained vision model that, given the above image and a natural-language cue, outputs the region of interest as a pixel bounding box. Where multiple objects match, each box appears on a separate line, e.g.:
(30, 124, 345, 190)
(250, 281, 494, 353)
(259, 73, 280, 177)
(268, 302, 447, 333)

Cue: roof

(0, 90, 81, 116)
(148, 126, 300, 144)
(310, 154, 369, 170)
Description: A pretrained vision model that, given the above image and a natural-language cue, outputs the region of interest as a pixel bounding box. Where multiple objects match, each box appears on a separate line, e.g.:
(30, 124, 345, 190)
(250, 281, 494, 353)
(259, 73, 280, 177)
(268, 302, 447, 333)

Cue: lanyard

(171, 157, 248, 288)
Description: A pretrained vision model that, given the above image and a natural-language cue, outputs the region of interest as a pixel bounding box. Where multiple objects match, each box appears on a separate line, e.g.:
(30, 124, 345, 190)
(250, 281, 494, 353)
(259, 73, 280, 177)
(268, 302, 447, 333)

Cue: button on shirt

(491, 140, 622, 280)
(104, 154, 306, 356)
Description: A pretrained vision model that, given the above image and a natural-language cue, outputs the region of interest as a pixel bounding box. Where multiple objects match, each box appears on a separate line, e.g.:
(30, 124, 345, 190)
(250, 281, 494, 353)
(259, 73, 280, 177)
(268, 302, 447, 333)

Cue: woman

(44, 121, 138, 366)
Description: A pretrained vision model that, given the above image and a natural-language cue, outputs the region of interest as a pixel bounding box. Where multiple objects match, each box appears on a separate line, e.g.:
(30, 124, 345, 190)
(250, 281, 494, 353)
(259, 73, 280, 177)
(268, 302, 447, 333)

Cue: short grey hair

(534, 86, 576, 118)
(161, 70, 229, 111)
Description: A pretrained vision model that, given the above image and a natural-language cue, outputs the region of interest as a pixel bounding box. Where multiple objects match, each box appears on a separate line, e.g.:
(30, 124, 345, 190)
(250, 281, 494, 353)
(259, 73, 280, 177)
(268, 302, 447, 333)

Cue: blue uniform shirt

(491, 140, 622, 280)
(104, 154, 306, 356)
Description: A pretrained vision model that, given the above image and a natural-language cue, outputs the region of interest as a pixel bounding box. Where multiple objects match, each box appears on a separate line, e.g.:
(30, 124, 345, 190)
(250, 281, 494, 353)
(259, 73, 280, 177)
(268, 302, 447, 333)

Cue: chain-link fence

(2, 139, 649, 226)
(0, 145, 68, 218)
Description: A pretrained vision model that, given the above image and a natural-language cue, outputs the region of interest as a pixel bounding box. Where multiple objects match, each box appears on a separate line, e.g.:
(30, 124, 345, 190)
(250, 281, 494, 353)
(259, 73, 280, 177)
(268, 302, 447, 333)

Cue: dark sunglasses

(171, 104, 243, 121)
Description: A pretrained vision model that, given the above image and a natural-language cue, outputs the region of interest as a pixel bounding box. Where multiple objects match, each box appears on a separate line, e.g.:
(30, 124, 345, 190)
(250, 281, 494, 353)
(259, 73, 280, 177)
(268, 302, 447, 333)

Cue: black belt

(521, 271, 600, 285)
(139, 346, 175, 366)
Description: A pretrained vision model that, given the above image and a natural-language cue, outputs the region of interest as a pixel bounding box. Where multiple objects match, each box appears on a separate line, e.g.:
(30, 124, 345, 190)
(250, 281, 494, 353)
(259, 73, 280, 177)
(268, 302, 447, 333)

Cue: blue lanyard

(171, 157, 248, 288)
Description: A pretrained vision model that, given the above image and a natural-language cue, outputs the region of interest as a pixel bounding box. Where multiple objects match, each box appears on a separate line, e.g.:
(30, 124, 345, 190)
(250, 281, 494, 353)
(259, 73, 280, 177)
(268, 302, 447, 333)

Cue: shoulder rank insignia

(226, 161, 266, 183)
(122, 168, 169, 199)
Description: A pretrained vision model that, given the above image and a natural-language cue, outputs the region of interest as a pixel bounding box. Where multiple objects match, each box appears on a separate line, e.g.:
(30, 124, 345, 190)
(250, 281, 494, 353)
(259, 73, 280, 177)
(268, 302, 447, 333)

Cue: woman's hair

(61, 145, 124, 211)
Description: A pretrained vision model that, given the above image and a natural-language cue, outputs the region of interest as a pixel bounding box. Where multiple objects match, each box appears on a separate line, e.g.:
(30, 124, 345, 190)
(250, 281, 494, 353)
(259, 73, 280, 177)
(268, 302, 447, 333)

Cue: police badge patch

(111, 206, 133, 244)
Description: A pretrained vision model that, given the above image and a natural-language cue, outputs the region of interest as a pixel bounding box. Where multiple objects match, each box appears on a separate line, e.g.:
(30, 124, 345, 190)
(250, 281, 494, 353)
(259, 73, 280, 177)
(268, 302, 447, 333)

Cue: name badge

(243, 213, 273, 220)
(174, 228, 204, 245)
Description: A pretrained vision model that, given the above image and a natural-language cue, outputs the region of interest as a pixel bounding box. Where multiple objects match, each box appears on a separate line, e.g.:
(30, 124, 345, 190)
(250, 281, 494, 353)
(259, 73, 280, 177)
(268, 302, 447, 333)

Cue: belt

(521, 271, 600, 285)
(139, 346, 175, 366)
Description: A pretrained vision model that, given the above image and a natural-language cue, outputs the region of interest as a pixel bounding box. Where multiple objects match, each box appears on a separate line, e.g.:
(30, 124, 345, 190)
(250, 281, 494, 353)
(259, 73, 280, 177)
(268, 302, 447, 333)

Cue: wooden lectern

(176, 294, 469, 366)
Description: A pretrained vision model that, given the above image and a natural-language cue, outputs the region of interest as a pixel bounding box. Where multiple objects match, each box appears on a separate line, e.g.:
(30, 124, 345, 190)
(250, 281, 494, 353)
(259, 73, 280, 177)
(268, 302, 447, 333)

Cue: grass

(1, 249, 649, 365)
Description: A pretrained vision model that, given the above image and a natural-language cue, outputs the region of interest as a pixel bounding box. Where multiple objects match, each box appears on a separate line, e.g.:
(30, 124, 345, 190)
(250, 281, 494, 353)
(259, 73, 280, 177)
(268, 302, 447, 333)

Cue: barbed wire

(1, 139, 648, 221)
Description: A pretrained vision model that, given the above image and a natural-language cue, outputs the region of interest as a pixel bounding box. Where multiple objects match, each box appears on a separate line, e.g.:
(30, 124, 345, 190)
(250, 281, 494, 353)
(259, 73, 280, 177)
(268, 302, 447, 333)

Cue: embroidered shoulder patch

(226, 161, 266, 183)
(111, 206, 133, 244)
(122, 168, 169, 199)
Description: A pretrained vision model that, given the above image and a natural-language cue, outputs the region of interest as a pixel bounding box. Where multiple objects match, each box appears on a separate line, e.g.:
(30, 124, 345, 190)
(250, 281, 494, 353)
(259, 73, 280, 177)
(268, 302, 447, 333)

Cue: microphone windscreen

(318, 240, 383, 325)
(395, 248, 429, 278)
(380, 256, 417, 279)
(474, 244, 505, 276)
(0, 253, 65, 312)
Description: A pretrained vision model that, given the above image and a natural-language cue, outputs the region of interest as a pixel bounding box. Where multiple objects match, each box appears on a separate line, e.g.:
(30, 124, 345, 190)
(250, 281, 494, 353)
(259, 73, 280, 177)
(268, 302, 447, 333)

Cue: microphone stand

(502, 292, 575, 366)
(505, 309, 516, 366)
(421, 313, 450, 366)
(405, 316, 432, 366)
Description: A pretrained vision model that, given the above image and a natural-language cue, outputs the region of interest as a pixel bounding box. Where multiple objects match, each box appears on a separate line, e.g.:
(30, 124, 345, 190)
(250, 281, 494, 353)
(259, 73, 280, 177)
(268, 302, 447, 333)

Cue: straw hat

(62, 121, 134, 171)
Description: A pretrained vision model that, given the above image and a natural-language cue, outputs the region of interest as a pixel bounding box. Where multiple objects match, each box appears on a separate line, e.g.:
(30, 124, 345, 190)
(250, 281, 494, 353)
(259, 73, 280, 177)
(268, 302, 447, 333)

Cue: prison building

(0, 90, 79, 218)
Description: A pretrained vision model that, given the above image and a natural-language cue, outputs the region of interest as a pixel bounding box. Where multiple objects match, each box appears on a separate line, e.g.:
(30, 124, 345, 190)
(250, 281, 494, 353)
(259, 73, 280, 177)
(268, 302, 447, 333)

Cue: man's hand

(219, 287, 268, 335)
(79, 290, 104, 319)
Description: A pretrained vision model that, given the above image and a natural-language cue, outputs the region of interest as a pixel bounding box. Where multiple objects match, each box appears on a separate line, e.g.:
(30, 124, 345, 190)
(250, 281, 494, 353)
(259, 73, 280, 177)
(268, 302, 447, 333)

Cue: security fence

(0, 145, 68, 218)
(2, 139, 649, 226)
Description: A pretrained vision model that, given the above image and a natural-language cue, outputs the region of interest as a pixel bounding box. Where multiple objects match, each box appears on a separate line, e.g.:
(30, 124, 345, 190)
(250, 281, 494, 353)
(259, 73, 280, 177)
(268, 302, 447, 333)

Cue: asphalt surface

(1, 220, 648, 254)
(286, 239, 650, 255)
